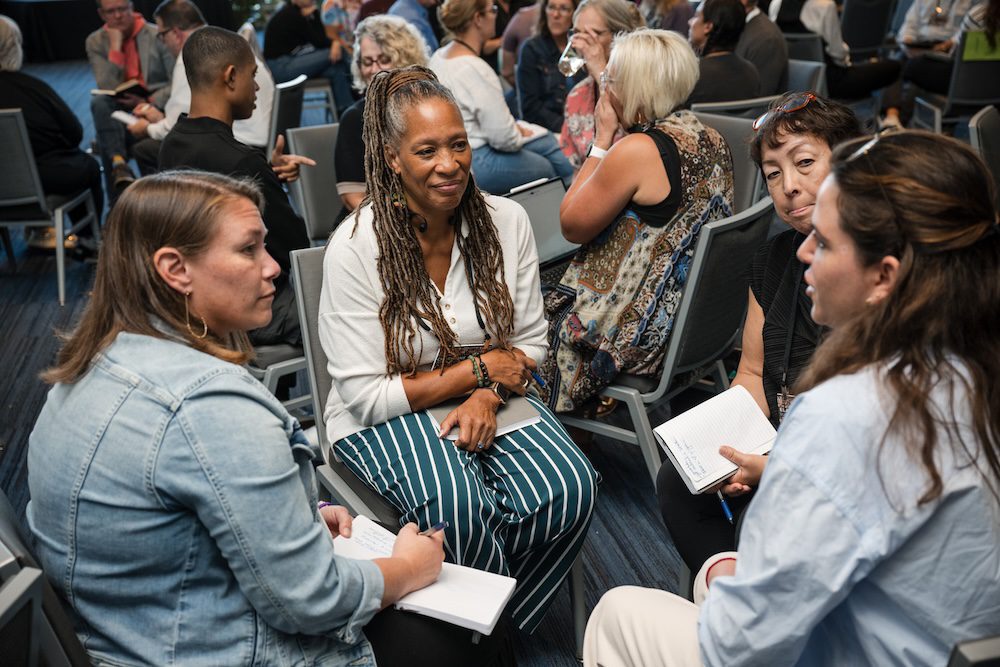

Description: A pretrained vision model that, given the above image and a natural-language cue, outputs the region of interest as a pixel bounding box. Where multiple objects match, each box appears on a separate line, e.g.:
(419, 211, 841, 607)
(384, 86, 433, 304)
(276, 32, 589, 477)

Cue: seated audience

(336, 15, 429, 211)
(639, 0, 694, 33)
(264, 0, 354, 114)
(735, 0, 787, 96)
(389, 0, 441, 50)
(500, 1, 539, 86)
(583, 129, 1000, 666)
(0, 15, 103, 257)
(321, 0, 362, 53)
(658, 93, 863, 574)
(770, 0, 901, 107)
(559, 0, 644, 170)
(541, 29, 734, 412)
(26, 169, 514, 667)
(430, 0, 573, 193)
(130, 0, 275, 175)
(360, 0, 396, 20)
(898, 0, 976, 54)
(484, 0, 529, 71)
(86, 0, 173, 194)
(320, 66, 598, 633)
(516, 0, 584, 132)
(903, 0, 998, 96)
(160, 27, 311, 346)
(686, 0, 760, 105)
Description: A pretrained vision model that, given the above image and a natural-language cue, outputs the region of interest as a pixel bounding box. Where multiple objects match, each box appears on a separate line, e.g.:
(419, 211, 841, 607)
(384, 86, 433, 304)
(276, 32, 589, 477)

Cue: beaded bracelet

(317, 501, 335, 510)
(477, 357, 490, 385)
(468, 355, 485, 387)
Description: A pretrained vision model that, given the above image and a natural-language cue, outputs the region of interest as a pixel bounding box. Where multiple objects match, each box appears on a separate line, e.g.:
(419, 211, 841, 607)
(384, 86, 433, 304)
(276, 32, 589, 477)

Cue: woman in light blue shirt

(583, 131, 1000, 666)
(26, 171, 513, 667)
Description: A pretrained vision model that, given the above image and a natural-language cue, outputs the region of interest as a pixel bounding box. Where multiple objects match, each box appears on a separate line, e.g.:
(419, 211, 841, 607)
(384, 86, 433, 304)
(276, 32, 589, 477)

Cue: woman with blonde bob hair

(541, 29, 733, 412)
(27, 170, 514, 667)
(583, 131, 1000, 666)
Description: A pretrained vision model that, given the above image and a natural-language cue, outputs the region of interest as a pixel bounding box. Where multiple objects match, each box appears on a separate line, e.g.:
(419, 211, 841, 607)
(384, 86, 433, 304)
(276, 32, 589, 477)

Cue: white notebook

(333, 515, 516, 635)
(653, 385, 776, 494)
(427, 395, 541, 441)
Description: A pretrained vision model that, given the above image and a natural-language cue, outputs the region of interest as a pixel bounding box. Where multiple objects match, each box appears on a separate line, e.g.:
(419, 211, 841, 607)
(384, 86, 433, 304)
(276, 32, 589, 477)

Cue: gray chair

(287, 123, 343, 243)
(246, 344, 310, 413)
(969, 105, 1000, 209)
(693, 112, 765, 213)
(0, 109, 100, 306)
(0, 488, 91, 666)
(0, 553, 44, 667)
(507, 178, 577, 266)
(303, 79, 338, 124)
(948, 635, 1000, 667)
(784, 32, 826, 62)
(268, 74, 307, 153)
(787, 58, 828, 96)
(840, 0, 896, 60)
(290, 246, 588, 658)
(912, 32, 1000, 134)
(558, 197, 775, 485)
(690, 95, 780, 119)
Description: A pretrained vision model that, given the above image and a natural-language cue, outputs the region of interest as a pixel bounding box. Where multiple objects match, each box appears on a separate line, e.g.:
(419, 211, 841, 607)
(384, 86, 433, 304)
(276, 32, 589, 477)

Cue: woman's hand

(481, 347, 536, 395)
(318, 504, 354, 538)
(594, 87, 619, 148)
(571, 30, 607, 78)
(378, 523, 445, 604)
(716, 447, 768, 496)
(437, 389, 501, 451)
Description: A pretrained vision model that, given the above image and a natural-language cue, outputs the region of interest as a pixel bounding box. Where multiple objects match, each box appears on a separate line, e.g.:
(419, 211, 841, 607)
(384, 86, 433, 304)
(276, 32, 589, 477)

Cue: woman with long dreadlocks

(318, 66, 598, 633)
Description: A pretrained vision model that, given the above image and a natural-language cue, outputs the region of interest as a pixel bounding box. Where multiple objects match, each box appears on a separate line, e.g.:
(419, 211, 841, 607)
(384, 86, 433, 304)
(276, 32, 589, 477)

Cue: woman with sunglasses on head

(336, 15, 430, 212)
(515, 0, 585, 132)
(540, 29, 733, 413)
(320, 66, 598, 634)
(429, 0, 574, 194)
(584, 130, 1000, 666)
(657, 92, 862, 577)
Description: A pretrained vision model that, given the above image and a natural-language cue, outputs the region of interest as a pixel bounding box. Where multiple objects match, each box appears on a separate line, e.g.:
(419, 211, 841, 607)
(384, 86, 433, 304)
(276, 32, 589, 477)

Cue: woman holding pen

(585, 130, 1000, 665)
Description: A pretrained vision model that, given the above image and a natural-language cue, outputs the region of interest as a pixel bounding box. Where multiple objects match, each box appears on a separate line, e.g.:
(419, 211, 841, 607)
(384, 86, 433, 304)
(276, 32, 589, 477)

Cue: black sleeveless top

(628, 127, 683, 228)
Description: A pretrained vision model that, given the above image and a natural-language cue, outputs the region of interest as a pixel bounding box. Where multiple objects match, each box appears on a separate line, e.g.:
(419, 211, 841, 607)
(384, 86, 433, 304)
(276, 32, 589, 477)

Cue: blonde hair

(0, 14, 23, 72)
(438, 0, 490, 36)
(351, 15, 429, 92)
(572, 0, 644, 37)
(606, 28, 698, 127)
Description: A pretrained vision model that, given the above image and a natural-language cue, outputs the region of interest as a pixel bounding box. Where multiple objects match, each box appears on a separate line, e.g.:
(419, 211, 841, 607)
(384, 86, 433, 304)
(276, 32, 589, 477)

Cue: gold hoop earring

(185, 291, 208, 339)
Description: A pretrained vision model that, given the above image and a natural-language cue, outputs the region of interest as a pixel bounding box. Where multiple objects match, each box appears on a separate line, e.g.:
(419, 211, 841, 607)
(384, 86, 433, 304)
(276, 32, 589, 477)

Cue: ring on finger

(476, 442, 485, 451)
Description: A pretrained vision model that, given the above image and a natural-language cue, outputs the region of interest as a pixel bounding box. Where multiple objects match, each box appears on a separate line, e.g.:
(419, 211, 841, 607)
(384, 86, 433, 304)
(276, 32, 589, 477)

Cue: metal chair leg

(570, 553, 585, 661)
(54, 213, 66, 307)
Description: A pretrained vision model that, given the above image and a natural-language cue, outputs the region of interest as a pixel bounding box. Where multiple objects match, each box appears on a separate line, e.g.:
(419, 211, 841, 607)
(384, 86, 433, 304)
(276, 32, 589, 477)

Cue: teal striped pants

(334, 394, 599, 632)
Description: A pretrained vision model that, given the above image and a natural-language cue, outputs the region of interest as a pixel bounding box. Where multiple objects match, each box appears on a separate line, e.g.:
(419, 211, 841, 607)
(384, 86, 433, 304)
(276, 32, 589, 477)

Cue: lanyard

(776, 259, 804, 420)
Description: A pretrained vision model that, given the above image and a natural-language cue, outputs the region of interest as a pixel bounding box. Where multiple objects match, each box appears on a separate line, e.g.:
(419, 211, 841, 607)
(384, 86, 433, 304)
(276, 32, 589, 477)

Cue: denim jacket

(27, 332, 384, 667)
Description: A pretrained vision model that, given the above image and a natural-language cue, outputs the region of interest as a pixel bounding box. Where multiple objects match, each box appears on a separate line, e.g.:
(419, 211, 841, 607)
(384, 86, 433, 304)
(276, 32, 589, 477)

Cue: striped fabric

(334, 394, 599, 632)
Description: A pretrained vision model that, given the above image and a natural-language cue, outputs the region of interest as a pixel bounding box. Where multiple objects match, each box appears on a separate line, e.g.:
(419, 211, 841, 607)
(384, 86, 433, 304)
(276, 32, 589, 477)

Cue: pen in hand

(716, 491, 734, 525)
(530, 371, 546, 388)
(420, 521, 449, 537)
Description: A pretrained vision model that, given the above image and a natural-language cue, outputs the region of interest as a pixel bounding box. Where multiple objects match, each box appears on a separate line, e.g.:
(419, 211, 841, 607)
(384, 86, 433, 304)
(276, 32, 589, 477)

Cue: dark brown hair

(358, 66, 515, 375)
(536, 0, 580, 42)
(43, 171, 262, 384)
(798, 131, 1000, 504)
(153, 0, 205, 31)
(750, 93, 862, 168)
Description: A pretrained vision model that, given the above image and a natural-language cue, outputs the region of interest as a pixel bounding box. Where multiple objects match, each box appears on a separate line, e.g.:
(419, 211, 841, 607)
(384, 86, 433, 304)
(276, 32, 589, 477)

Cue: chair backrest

(0, 488, 90, 666)
(947, 635, 1000, 667)
(784, 33, 825, 62)
(268, 74, 307, 152)
(787, 59, 828, 96)
(690, 95, 780, 119)
(0, 552, 44, 667)
(506, 178, 578, 265)
(947, 32, 1000, 108)
(648, 196, 774, 401)
(0, 109, 49, 220)
(840, 0, 895, 57)
(287, 123, 343, 242)
(969, 105, 1000, 209)
(693, 112, 763, 213)
(237, 22, 263, 61)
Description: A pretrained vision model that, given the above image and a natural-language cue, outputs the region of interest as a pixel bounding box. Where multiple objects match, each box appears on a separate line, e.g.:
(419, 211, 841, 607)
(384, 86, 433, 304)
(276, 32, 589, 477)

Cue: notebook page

(333, 515, 394, 560)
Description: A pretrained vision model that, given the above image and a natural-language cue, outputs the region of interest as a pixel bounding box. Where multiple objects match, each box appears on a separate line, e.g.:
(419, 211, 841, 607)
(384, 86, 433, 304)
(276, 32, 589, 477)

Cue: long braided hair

(358, 66, 515, 375)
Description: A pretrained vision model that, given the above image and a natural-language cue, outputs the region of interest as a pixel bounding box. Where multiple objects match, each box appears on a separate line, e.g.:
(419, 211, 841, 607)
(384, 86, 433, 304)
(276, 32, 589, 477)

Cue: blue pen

(420, 521, 449, 537)
(530, 371, 546, 388)
(716, 492, 734, 525)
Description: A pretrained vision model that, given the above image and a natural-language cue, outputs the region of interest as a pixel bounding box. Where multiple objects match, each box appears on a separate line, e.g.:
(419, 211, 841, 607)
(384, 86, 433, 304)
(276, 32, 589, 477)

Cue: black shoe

(112, 163, 136, 193)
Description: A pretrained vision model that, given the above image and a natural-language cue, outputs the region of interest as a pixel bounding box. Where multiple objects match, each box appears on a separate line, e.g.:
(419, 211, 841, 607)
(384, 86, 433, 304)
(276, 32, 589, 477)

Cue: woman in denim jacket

(26, 171, 513, 667)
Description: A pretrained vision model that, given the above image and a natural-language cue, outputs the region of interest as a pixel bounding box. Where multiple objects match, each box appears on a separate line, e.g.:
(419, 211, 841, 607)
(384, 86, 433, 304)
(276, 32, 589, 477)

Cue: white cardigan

(319, 195, 548, 443)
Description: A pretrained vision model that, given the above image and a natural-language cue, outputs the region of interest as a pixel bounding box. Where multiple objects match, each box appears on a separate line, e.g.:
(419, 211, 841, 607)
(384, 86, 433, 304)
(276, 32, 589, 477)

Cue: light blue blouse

(699, 364, 1000, 666)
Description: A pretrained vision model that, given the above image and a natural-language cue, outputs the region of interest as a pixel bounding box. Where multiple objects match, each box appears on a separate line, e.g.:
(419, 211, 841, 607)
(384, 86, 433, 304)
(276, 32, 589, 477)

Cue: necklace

(452, 38, 481, 55)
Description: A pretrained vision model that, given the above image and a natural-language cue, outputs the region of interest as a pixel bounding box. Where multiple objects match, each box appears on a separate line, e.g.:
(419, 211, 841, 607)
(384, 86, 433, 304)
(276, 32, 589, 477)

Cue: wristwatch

(489, 382, 510, 406)
(587, 143, 609, 159)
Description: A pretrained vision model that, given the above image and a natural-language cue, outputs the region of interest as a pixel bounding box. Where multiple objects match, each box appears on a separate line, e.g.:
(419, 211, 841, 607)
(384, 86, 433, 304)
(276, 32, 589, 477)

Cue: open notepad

(427, 395, 541, 441)
(333, 516, 516, 635)
(654, 385, 776, 494)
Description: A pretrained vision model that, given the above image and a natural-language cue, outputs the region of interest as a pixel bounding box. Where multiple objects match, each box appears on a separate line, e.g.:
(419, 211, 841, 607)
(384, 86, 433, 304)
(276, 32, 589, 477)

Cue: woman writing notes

(585, 131, 1000, 665)
(657, 93, 863, 575)
(319, 67, 597, 633)
(26, 171, 511, 666)
(541, 29, 733, 413)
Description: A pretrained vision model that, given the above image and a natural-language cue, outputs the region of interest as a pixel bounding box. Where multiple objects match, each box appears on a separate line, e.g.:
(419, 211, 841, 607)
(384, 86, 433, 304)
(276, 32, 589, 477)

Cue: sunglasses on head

(752, 92, 818, 132)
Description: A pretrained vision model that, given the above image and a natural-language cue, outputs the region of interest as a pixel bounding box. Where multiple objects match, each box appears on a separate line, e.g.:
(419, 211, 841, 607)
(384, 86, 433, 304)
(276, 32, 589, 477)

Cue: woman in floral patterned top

(541, 29, 734, 413)
(558, 0, 644, 169)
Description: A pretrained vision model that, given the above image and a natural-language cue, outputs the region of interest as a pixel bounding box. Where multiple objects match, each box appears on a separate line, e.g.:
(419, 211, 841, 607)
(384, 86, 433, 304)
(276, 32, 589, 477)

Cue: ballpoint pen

(420, 521, 449, 537)
(530, 371, 546, 388)
(716, 491, 734, 525)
